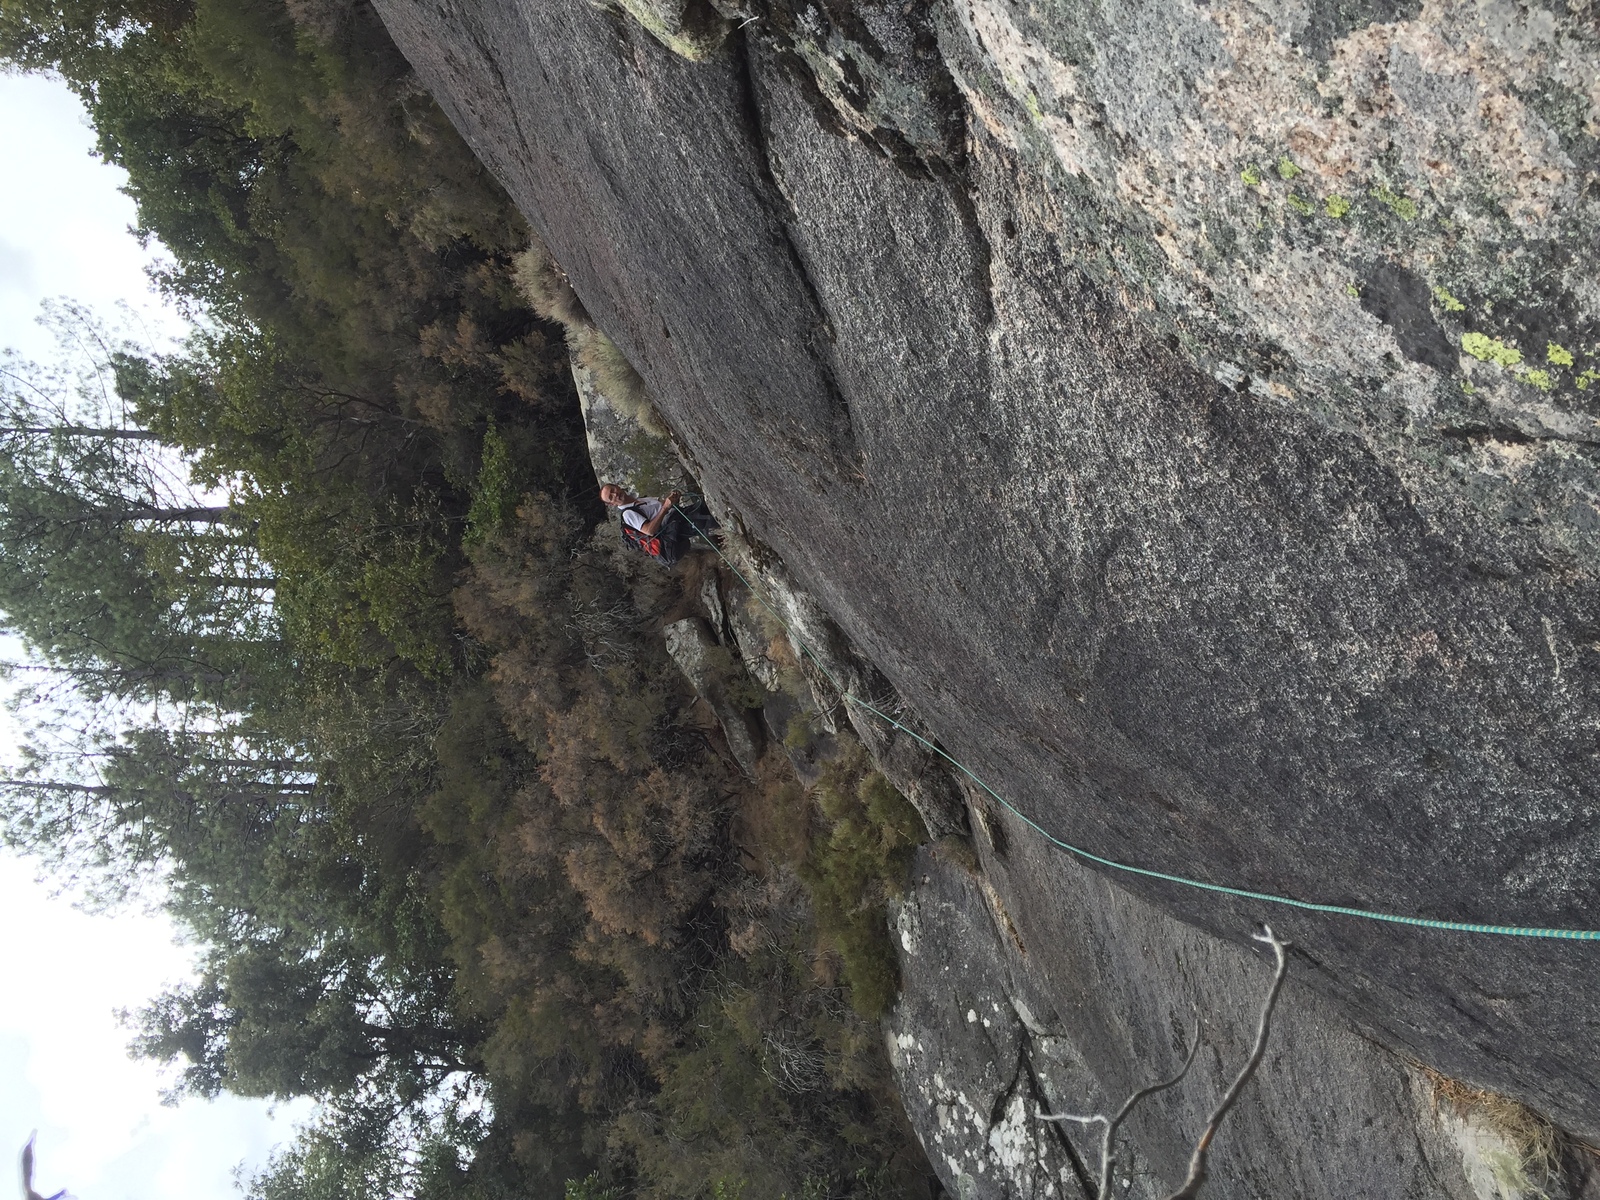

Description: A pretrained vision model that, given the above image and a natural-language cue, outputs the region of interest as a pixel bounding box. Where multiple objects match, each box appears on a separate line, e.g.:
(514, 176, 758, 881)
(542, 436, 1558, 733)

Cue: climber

(600, 483, 718, 565)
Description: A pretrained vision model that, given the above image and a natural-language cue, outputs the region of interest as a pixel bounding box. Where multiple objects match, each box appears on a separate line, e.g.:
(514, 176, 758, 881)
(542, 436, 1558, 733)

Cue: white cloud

(0, 239, 38, 295)
(0, 854, 315, 1200)
(0, 75, 308, 1200)
(0, 72, 186, 364)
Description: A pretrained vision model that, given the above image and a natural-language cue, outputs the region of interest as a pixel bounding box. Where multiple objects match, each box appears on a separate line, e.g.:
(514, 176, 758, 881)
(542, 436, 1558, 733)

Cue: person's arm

(640, 491, 680, 536)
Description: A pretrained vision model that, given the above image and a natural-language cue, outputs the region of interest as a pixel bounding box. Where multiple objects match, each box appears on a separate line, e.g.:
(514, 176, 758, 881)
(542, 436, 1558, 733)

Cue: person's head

(599, 483, 633, 507)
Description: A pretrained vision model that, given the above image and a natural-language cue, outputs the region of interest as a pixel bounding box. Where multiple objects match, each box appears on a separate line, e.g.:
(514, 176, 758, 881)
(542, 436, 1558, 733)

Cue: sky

(0, 71, 312, 1199)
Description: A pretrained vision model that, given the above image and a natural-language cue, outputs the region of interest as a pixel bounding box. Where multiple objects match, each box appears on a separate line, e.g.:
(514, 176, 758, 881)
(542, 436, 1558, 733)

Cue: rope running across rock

(674, 508, 1599, 942)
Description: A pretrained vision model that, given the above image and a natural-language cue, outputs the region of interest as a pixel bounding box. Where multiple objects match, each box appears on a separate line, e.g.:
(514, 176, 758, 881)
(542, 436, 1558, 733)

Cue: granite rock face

(889, 827, 1600, 1200)
(372, 0, 1600, 1183)
(887, 843, 1474, 1200)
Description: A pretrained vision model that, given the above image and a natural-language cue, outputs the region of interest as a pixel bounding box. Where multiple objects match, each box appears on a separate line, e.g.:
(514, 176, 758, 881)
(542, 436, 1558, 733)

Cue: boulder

(373, 0, 1600, 1179)
(570, 330, 691, 500)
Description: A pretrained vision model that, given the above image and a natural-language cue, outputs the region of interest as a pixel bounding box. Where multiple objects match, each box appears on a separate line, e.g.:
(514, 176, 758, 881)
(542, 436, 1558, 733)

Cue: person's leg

(693, 501, 720, 531)
(677, 501, 718, 534)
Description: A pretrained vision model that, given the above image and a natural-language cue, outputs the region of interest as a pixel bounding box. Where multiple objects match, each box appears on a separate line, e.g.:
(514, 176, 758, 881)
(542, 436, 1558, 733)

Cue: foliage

(511, 241, 591, 330)
(566, 1174, 621, 1200)
(802, 748, 926, 1017)
(464, 422, 519, 546)
(0, 0, 935, 1197)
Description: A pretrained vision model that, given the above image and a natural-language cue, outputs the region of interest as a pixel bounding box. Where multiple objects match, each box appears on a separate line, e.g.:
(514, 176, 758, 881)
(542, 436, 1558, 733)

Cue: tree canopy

(0, 1, 936, 1196)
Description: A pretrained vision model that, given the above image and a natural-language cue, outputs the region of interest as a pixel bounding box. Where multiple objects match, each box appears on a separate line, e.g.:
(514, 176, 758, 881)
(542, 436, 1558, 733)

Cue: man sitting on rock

(600, 483, 719, 563)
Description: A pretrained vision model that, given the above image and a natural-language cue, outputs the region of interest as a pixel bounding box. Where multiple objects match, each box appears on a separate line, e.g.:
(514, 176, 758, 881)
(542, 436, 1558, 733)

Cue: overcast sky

(0, 71, 312, 1199)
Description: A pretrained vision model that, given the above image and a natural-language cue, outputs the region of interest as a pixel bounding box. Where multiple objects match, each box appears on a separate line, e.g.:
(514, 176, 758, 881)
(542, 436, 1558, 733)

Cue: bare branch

(1165, 926, 1292, 1200)
(1039, 1019, 1202, 1200)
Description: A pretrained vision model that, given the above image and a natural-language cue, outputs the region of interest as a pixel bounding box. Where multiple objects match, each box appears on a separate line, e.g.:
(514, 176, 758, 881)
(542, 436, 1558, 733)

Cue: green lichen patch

(1287, 193, 1314, 216)
(623, 429, 680, 495)
(613, 0, 730, 60)
(1461, 332, 1523, 368)
(1523, 369, 1553, 391)
(1547, 342, 1575, 368)
(1577, 369, 1600, 391)
(1276, 155, 1303, 180)
(1324, 194, 1350, 218)
(1432, 286, 1465, 313)
(1370, 185, 1419, 221)
(1240, 164, 1262, 186)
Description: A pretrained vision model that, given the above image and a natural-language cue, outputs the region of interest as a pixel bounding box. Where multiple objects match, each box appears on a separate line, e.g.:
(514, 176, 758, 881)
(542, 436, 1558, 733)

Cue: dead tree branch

(1038, 1018, 1202, 1200)
(1167, 925, 1291, 1200)
(1034, 925, 1292, 1200)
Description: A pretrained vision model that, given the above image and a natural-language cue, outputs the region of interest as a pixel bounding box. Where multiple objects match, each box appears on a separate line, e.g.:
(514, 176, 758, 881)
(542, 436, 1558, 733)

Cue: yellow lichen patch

(1287, 193, 1314, 215)
(1240, 165, 1262, 186)
(1371, 185, 1419, 221)
(1324, 194, 1350, 218)
(1577, 369, 1600, 391)
(1461, 332, 1522, 368)
(1276, 155, 1303, 180)
(1523, 369, 1553, 391)
(1431, 286, 1465, 313)
(1547, 342, 1575, 368)
(613, 0, 729, 60)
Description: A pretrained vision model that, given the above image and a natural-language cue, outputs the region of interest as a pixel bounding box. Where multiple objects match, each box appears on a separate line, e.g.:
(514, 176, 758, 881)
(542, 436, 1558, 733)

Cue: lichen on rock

(373, 0, 1600, 1189)
(602, 0, 731, 60)
(939, 0, 1600, 559)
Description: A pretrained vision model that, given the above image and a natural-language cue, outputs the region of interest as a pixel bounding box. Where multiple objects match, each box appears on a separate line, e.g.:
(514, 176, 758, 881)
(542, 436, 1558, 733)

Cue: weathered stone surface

(722, 583, 781, 695)
(373, 0, 1600, 1180)
(721, 543, 970, 836)
(663, 616, 765, 777)
(570, 338, 691, 499)
(719, 580, 841, 783)
(891, 841, 1487, 1200)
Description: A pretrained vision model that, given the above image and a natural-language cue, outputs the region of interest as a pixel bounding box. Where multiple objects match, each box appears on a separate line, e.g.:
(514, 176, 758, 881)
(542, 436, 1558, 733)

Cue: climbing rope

(674, 509, 1600, 941)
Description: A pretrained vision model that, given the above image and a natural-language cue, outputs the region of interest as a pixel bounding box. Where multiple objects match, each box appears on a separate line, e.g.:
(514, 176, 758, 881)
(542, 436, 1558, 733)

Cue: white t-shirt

(621, 498, 663, 531)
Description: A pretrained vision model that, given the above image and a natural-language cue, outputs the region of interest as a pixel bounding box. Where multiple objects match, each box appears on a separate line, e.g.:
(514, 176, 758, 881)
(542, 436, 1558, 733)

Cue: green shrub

(566, 1174, 621, 1200)
(465, 422, 520, 546)
(802, 747, 926, 1017)
(511, 240, 591, 329)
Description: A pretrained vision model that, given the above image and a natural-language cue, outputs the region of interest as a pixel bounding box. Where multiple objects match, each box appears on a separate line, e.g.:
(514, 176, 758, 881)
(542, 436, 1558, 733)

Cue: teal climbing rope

(674, 510, 1600, 942)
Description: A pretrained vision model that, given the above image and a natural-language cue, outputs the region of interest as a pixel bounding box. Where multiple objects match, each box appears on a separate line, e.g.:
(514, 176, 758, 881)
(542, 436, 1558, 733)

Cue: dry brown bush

(1422, 1066, 1562, 1197)
(511, 239, 591, 328)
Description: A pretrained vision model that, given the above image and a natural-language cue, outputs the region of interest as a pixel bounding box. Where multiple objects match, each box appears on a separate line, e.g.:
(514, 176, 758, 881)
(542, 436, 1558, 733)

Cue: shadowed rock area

(888, 843, 1484, 1200)
(370, 0, 1600, 1188)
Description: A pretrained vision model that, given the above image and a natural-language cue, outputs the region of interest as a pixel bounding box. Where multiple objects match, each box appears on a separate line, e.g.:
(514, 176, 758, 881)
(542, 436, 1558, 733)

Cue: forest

(0, 1, 935, 1195)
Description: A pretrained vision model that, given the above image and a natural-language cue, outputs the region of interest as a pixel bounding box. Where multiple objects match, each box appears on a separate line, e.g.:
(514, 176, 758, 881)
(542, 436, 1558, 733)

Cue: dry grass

(1422, 1067, 1562, 1197)
(511, 239, 591, 328)
(573, 328, 669, 437)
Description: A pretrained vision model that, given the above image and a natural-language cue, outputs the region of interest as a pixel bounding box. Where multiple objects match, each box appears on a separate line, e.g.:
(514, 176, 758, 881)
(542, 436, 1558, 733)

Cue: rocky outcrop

(663, 614, 767, 777)
(570, 338, 692, 500)
(372, 0, 1600, 1190)
(716, 540, 971, 836)
(889, 819, 1600, 1200)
